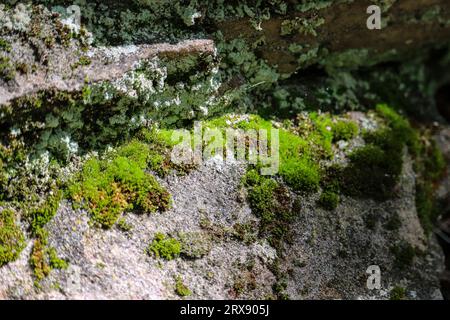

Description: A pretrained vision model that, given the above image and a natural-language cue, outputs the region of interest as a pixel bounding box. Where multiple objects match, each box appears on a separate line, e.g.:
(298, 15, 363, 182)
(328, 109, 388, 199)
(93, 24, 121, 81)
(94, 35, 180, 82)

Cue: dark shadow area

(436, 84, 450, 123)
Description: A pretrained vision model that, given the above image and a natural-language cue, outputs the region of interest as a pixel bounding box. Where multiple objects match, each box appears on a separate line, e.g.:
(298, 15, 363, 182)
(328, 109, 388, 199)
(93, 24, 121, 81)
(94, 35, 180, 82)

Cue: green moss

(204, 114, 322, 192)
(415, 180, 442, 236)
(30, 229, 51, 281)
(117, 218, 133, 233)
(0, 55, 15, 81)
(175, 275, 191, 297)
(413, 134, 446, 236)
(148, 232, 181, 260)
(280, 16, 325, 37)
(279, 132, 321, 192)
(384, 213, 401, 231)
(375, 104, 421, 156)
(71, 56, 92, 70)
(390, 286, 407, 300)
(0, 39, 12, 52)
(391, 242, 416, 270)
(318, 190, 339, 210)
(0, 209, 26, 266)
(48, 247, 68, 269)
(331, 105, 418, 200)
(332, 120, 359, 142)
(242, 170, 297, 252)
(27, 190, 62, 235)
(68, 140, 171, 228)
(29, 227, 67, 282)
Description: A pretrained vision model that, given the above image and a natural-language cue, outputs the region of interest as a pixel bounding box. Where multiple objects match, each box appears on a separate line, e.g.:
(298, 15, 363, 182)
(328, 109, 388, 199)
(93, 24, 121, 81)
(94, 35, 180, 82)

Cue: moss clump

(0, 55, 15, 81)
(390, 286, 407, 300)
(391, 242, 416, 270)
(117, 218, 133, 233)
(147, 232, 181, 260)
(68, 140, 171, 228)
(175, 275, 191, 297)
(332, 104, 419, 200)
(205, 114, 321, 192)
(0, 39, 12, 52)
(30, 229, 50, 282)
(332, 120, 359, 142)
(48, 247, 68, 270)
(318, 190, 339, 210)
(278, 132, 320, 192)
(242, 170, 297, 252)
(280, 16, 325, 37)
(30, 229, 68, 283)
(384, 213, 401, 231)
(0, 209, 26, 266)
(71, 56, 92, 70)
(0, 39, 14, 81)
(26, 190, 62, 235)
(415, 138, 446, 235)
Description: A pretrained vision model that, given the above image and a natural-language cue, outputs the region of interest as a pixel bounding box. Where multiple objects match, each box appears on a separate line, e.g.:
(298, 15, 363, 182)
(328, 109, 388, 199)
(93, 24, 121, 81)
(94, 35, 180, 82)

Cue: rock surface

(0, 153, 445, 299)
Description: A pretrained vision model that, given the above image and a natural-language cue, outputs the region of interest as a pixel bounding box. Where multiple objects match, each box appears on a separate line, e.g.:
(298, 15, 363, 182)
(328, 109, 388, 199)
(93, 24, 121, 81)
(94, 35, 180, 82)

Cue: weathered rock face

(0, 153, 444, 299)
(0, 2, 449, 300)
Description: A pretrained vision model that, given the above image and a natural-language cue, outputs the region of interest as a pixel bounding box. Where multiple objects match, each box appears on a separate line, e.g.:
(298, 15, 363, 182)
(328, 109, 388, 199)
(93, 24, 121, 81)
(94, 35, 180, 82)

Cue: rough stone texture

(0, 37, 215, 105)
(0, 154, 444, 300)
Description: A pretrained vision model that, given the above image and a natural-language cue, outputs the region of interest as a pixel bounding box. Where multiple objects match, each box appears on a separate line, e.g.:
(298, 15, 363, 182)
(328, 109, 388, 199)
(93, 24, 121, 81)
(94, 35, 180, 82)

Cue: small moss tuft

(175, 275, 191, 297)
(390, 286, 407, 300)
(318, 190, 339, 210)
(332, 120, 359, 142)
(148, 232, 181, 261)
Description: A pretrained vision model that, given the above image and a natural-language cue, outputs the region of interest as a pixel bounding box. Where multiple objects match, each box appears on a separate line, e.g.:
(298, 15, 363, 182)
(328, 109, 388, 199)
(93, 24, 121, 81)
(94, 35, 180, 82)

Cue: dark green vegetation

(242, 169, 297, 252)
(318, 190, 339, 210)
(390, 286, 407, 300)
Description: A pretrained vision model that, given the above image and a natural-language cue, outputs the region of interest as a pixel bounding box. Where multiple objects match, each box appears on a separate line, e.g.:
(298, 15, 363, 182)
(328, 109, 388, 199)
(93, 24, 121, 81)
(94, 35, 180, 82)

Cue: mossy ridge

(204, 113, 358, 193)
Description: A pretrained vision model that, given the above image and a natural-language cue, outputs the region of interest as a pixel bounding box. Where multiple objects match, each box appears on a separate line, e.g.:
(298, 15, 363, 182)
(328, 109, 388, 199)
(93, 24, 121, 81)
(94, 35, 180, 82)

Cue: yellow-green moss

(27, 190, 62, 235)
(30, 229, 50, 282)
(68, 140, 171, 228)
(147, 232, 181, 260)
(0, 209, 26, 266)
(30, 228, 68, 283)
(175, 275, 191, 297)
